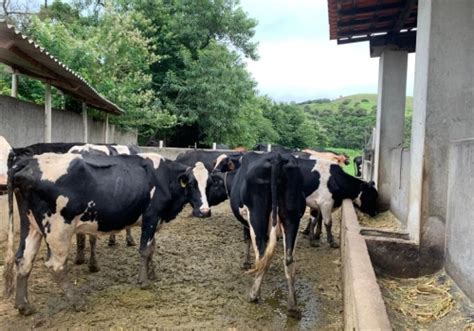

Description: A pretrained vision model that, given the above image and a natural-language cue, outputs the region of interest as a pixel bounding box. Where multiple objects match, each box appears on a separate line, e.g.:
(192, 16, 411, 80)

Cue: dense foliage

(1, 1, 411, 150)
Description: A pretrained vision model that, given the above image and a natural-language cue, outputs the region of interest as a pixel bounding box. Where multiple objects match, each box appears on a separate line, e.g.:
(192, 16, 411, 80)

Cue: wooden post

(82, 102, 88, 143)
(11, 70, 18, 98)
(104, 114, 109, 144)
(44, 83, 52, 143)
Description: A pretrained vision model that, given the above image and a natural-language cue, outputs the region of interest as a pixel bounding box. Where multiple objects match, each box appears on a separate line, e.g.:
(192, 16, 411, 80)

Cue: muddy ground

(0, 202, 343, 330)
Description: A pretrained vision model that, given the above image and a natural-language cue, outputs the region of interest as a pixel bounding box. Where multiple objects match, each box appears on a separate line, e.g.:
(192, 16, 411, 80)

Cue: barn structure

(0, 20, 136, 241)
(0, 20, 136, 147)
(328, 0, 473, 302)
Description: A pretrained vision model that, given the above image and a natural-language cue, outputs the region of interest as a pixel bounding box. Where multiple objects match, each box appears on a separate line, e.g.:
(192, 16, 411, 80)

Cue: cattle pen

(0, 203, 344, 329)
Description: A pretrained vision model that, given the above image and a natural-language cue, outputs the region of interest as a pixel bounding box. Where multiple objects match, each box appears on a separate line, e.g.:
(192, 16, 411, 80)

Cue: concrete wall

(0, 95, 137, 147)
(445, 139, 474, 301)
(341, 200, 391, 330)
(140, 146, 235, 161)
(389, 147, 410, 226)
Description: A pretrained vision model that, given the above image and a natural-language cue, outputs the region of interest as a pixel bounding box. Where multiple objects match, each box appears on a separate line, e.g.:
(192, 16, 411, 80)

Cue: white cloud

(240, 0, 415, 102)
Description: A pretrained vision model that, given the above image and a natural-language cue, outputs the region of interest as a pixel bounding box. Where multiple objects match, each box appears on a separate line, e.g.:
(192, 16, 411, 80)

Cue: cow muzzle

(193, 207, 211, 218)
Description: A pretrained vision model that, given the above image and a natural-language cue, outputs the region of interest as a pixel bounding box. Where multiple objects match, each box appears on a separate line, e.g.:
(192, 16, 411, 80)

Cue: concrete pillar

(11, 70, 18, 98)
(104, 114, 109, 144)
(267, 144, 271, 152)
(44, 83, 52, 143)
(212, 142, 217, 150)
(407, 0, 474, 273)
(159, 140, 164, 148)
(373, 49, 408, 210)
(82, 102, 88, 143)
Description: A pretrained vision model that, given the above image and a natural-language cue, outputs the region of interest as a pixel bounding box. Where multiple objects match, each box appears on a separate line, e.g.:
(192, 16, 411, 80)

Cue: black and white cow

(3, 152, 211, 315)
(68, 143, 141, 250)
(0, 139, 142, 271)
(229, 152, 306, 318)
(298, 157, 378, 247)
(176, 150, 243, 173)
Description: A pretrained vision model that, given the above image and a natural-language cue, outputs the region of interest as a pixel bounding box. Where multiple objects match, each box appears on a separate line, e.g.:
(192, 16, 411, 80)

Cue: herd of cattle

(0, 138, 377, 318)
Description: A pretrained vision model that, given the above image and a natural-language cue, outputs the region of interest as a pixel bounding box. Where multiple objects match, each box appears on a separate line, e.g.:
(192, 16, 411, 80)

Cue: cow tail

(250, 153, 281, 274)
(3, 162, 15, 298)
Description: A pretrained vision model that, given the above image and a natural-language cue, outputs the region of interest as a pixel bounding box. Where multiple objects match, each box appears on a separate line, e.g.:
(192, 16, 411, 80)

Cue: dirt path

(0, 202, 343, 330)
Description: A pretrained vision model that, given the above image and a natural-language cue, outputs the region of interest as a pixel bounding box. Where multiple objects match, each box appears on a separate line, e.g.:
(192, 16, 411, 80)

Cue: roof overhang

(0, 20, 123, 115)
(328, 0, 418, 57)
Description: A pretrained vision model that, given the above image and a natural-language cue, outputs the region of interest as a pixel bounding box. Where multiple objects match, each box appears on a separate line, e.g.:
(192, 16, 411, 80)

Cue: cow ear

(368, 181, 375, 187)
(178, 173, 189, 188)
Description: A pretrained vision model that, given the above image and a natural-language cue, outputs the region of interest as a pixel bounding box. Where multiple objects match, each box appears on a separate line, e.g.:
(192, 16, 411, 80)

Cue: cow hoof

(108, 240, 117, 247)
(72, 297, 87, 312)
(126, 239, 136, 247)
(139, 280, 152, 290)
(88, 264, 100, 273)
(248, 294, 259, 303)
(74, 256, 85, 265)
(329, 241, 340, 249)
(241, 262, 252, 270)
(287, 307, 302, 319)
(301, 229, 310, 236)
(17, 304, 36, 316)
(310, 239, 320, 247)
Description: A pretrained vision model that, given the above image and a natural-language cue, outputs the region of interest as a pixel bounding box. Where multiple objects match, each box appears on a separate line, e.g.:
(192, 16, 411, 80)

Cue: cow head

(359, 181, 378, 216)
(207, 172, 229, 207)
(212, 154, 242, 173)
(179, 162, 212, 218)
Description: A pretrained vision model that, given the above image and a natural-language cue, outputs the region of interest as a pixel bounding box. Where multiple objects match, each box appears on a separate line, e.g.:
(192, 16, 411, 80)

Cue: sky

(239, 0, 415, 103)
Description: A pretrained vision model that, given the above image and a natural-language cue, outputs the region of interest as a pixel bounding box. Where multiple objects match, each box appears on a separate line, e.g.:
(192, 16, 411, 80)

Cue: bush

(361, 98, 369, 103)
(341, 99, 351, 105)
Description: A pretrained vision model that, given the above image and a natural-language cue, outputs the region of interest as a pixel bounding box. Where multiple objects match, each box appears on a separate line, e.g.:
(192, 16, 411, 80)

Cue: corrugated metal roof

(328, 0, 417, 45)
(0, 20, 123, 114)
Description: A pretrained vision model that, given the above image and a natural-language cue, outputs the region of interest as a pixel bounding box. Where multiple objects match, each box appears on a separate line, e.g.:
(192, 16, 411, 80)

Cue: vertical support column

(407, 0, 474, 274)
(373, 49, 408, 211)
(82, 102, 88, 143)
(212, 143, 217, 150)
(44, 83, 52, 143)
(104, 114, 109, 144)
(11, 70, 18, 98)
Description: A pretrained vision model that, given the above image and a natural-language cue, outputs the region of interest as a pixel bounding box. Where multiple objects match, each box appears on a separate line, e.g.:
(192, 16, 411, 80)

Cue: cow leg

(248, 209, 276, 303)
(108, 234, 117, 246)
(242, 227, 252, 270)
(281, 218, 301, 319)
(301, 219, 311, 235)
(88, 235, 100, 272)
(146, 238, 157, 280)
(15, 227, 42, 316)
(126, 228, 136, 246)
(45, 224, 86, 311)
(74, 233, 86, 265)
(321, 203, 339, 248)
(138, 214, 159, 289)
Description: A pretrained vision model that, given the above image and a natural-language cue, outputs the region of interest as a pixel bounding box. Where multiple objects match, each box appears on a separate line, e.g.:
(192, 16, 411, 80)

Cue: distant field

(299, 93, 413, 116)
(326, 147, 361, 176)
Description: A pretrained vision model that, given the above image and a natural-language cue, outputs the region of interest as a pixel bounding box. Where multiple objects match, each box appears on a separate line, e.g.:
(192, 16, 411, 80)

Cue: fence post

(267, 144, 272, 152)
(212, 143, 217, 150)
(159, 140, 164, 148)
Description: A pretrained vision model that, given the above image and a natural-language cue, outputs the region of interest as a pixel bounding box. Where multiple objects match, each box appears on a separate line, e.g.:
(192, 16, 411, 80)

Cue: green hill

(297, 94, 413, 150)
(298, 93, 413, 116)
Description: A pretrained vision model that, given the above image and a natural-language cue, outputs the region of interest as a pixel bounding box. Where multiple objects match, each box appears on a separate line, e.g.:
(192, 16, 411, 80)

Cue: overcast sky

(239, 0, 415, 102)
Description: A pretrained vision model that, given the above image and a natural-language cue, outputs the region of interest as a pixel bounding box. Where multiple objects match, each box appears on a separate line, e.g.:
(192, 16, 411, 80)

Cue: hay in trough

(378, 272, 456, 325)
(379, 270, 474, 330)
(356, 209, 402, 231)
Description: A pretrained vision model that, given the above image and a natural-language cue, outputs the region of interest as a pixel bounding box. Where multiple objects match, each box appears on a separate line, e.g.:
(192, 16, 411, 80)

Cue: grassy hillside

(299, 93, 413, 149)
(298, 93, 413, 116)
